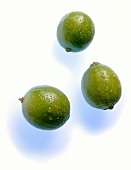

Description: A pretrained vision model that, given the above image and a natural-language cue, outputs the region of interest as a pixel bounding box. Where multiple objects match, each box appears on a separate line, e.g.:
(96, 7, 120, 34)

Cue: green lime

(19, 85, 70, 130)
(81, 62, 122, 110)
(57, 11, 95, 52)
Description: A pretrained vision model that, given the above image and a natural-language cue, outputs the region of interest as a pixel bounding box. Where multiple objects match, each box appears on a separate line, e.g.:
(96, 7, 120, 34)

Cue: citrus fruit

(81, 62, 122, 110)
(19, 85, 70, 130)
(57, 11, 95, 52)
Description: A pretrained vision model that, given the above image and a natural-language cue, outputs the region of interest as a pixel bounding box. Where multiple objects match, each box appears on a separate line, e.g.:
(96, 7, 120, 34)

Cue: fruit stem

(108, 105, 114, 110)
(65, 48, 71, 52)
(90, 62, 100, 67)
(18, 97, 24, 103)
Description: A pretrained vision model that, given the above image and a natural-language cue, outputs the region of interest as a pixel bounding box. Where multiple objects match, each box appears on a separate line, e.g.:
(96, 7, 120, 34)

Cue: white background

(0, 0, 131, 169)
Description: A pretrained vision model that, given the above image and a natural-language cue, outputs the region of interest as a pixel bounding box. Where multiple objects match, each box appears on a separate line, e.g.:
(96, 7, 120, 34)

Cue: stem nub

(65, 48, 71, 52)
(18, 97, 24, 103)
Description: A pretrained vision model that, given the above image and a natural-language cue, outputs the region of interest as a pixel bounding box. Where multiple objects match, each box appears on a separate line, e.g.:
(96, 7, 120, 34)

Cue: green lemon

(57, 11, 95, 52)
(81, 62, 122, 110)
(19, 85, 70, 130)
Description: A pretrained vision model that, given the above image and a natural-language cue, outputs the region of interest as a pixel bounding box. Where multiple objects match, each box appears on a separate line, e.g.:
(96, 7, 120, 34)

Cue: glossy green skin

(21, 86, 70, 130)
(57, 11, 95, 52)
(81, 62, 122, 110)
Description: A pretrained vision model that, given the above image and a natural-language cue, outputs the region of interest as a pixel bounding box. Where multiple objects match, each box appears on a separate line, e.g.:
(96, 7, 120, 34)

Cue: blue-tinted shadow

(72, 83, 125, 134)
(52, 40, 85, 70)
(8, 102, 71, 160)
